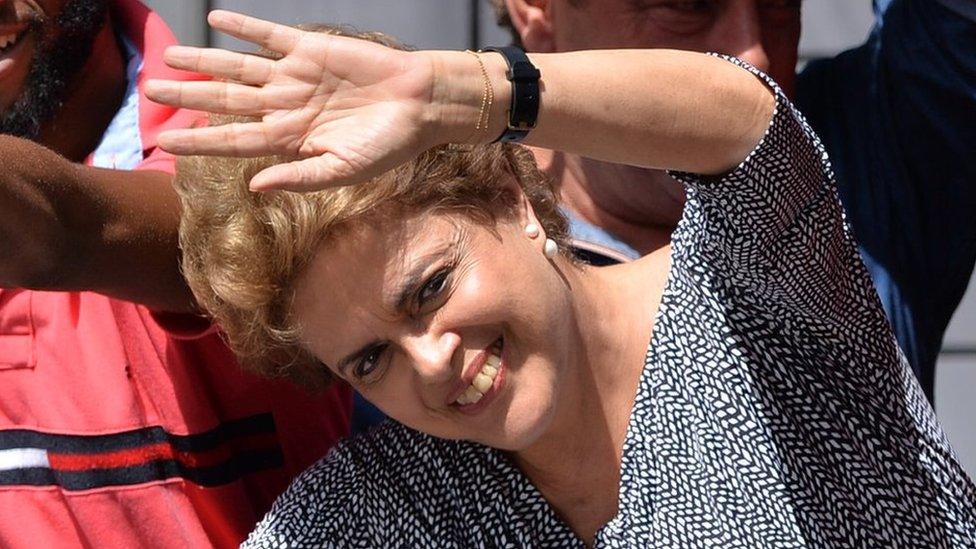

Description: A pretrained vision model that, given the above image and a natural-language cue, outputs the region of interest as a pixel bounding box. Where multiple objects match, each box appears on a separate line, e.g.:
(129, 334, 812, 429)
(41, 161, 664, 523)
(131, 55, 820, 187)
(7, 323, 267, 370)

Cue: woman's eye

(354, 345, 387, 379)
(418, 269, 450, 307)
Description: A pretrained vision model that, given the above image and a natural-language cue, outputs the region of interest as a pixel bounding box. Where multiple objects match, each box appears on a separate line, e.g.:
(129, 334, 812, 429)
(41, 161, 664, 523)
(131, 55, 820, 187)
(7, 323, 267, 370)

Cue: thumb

(249, 154, 360, 192)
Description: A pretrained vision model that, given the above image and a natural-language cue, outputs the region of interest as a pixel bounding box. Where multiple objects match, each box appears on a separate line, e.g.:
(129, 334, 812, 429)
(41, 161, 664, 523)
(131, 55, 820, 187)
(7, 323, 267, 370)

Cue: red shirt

(0, 2, 351, 547)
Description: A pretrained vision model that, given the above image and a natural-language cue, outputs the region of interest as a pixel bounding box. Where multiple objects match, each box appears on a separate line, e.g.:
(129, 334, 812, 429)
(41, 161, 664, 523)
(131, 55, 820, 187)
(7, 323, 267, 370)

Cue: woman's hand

(146, 10, 439, 191)
(148, 11, 776, 191)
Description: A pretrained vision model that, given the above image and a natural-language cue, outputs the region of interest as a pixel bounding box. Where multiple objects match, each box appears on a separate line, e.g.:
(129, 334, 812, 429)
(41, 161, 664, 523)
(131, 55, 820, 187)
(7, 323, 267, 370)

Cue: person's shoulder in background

(794, 0, 976, 399)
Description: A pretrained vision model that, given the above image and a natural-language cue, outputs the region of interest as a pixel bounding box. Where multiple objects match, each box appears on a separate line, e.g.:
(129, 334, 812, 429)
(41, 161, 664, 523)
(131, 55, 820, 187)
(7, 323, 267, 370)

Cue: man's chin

(0, 44, 37, 132)
(0, 0, 110, 139)
(0, 82, 32, 134)
(0, 89, 54, 139)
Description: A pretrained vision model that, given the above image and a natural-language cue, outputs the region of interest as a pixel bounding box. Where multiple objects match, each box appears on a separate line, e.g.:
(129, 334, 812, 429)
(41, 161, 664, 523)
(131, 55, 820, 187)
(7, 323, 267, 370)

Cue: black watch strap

(481, 46, 541, 143)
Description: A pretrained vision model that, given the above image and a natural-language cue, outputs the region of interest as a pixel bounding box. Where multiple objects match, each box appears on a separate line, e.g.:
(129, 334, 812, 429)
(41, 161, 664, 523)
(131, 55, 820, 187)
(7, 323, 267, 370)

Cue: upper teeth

(0, 33, 19, 51)
(455, 352, 501, 406)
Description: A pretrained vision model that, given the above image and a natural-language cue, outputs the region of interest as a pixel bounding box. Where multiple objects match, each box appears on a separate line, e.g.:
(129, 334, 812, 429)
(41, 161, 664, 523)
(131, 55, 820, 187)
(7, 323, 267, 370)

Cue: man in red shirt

(0, 1, 351, 547)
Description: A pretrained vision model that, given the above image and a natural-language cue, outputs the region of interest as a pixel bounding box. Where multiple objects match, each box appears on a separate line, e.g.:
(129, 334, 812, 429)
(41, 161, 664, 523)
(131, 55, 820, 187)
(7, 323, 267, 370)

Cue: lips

(0, 24, 29, 53)
(0, 33, 18, 50)
(448, 337, 506, 414)
(0, 27, 30, 74)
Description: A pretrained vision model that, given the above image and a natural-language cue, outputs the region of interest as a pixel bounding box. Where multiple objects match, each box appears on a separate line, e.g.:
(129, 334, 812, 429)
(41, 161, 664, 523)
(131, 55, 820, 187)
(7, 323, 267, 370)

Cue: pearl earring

(524, 223, 540, 239)
(544, 238, 558, 259)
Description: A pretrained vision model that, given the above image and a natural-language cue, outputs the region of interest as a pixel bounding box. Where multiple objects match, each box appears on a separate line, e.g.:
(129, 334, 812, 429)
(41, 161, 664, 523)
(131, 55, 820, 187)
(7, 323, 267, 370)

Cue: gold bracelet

(465, 50, 493, 132)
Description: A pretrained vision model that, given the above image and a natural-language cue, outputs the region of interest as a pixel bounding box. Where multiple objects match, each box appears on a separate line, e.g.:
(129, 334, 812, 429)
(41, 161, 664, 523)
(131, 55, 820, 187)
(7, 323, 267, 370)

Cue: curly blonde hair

(174, 27, 566, 387)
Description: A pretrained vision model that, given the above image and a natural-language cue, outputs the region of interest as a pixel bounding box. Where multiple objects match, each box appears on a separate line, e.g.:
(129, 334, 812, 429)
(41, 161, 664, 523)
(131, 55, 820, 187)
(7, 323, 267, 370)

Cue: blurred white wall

(144, 0, 976, 476)
(146, 0, 878, 56)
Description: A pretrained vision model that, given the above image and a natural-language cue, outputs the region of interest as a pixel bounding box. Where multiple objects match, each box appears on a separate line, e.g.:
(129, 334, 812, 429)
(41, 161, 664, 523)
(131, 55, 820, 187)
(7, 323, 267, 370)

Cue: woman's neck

(512, 249, 670, 542)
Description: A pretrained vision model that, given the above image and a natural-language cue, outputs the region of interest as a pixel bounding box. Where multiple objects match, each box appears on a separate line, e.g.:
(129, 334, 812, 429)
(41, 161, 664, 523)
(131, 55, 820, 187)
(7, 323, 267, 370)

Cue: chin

(482, 392, 558, 452)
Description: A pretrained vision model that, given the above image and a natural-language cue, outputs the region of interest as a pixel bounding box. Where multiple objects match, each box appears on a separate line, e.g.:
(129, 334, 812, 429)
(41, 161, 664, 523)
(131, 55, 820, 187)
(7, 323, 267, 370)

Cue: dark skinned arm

(0, 135, 194, 313)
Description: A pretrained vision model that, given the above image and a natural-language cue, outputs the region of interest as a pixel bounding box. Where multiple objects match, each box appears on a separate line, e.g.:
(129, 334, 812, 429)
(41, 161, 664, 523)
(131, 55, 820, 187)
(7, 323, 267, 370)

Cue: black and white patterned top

(244, 59, 976, 548)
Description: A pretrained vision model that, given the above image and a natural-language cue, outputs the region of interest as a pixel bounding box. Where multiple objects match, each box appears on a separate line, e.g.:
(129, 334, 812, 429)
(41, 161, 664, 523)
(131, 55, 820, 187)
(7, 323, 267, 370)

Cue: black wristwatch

(481, 46, 541, 143)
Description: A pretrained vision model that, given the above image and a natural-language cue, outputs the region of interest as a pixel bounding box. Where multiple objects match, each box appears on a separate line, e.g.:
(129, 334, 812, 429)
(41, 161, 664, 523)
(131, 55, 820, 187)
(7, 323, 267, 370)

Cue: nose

(716, 1, 771, 74)
(402, 331, 461, 385)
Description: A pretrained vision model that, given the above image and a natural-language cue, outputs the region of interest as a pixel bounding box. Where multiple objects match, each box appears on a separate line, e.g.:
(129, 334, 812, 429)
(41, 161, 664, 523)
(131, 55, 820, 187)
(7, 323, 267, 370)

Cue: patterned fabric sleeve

(241, 423, 456, 548)
(603, 55, 976, 547)
(669, 56, 863, 325)
(242, 419, 584, 547)
(671, 57, 834, 276)
(242, 442, 363, 548)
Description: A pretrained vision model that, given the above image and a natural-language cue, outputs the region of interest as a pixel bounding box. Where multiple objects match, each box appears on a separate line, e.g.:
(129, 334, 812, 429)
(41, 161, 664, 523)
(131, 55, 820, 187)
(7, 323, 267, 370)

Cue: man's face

(0, 0, 108, 139)
(543, 0, 802, 94)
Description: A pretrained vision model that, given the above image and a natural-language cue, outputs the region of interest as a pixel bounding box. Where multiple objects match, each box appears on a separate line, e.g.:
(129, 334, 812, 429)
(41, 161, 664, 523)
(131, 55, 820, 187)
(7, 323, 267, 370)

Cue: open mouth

(0, 27, 29, 59)
(451, 336, 505, 411)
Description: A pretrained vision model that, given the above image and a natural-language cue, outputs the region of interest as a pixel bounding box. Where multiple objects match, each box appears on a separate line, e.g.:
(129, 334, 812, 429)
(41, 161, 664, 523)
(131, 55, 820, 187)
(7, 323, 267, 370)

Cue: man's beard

(0, 0, 110, 140)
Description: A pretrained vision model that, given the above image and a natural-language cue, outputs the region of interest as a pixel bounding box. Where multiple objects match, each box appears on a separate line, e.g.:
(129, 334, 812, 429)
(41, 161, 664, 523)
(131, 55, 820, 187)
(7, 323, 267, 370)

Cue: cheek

(448, 242, 561, 335)
(357, 359, 449, 431)
(455, 244, 573, 387)
(362, 369, 419, 419)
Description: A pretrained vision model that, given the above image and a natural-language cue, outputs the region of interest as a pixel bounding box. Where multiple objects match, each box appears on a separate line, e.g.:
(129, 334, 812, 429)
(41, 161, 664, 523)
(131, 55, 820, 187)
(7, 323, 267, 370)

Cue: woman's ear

(500, 171, 543, 234)
(504, 0, 556, 53)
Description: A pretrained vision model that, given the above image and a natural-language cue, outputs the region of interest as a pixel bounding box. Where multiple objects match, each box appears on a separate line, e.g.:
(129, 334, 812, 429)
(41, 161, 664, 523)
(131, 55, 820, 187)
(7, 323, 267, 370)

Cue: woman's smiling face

(293, 208, 576, 450)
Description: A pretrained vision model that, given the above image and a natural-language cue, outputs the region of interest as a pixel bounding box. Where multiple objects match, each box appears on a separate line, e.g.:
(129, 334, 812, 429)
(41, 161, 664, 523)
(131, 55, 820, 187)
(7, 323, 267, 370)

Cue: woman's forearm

(429, 49, 776, 175)
(145, 11, 778, 191)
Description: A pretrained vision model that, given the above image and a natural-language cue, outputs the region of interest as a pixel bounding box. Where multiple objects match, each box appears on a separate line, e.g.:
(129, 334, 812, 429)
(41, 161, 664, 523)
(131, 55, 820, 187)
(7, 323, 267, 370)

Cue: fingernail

(144, 81, 173, 103)
(157, 134, 176, 152)
(249, 180, 270, 192)
(208, 10, 230, 25)
(144, 80, 162, 97)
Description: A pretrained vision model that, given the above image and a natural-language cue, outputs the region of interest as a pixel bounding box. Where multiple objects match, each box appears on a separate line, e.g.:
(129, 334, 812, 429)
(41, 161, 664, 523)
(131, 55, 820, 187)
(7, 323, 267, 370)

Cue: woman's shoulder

(242, 421, 528, 547)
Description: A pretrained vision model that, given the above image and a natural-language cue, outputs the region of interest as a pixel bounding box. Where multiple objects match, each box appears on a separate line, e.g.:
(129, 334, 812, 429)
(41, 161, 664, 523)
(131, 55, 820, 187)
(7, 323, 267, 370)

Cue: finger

(250, 155, 360, 192)
(157, 123, 279, 157)
(145, 80, 267, 116)
(162, 45, 274, 85)
(207, 10, 302, 55)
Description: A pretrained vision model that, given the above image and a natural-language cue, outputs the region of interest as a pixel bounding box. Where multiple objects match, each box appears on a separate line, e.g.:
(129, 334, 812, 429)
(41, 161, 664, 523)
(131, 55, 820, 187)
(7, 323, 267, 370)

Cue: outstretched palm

(146, 10, 436, 191)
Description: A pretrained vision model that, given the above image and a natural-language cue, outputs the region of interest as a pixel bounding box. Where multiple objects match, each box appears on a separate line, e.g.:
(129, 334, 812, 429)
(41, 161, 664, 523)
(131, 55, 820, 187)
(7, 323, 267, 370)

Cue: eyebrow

(333, 230, 461, 375)
(390, 229, 461, 313)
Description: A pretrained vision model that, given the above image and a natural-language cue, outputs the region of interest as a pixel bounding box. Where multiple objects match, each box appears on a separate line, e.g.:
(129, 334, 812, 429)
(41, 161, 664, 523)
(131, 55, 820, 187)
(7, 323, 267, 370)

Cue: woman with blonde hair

(148, 11, 975, 548)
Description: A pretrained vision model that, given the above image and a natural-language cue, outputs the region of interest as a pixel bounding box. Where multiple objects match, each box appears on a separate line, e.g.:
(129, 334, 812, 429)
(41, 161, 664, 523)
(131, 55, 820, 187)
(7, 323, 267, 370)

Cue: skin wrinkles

(335, 228, 468, 383)
(313, 218, 461, 373)
(390, 233, 464, 317)
(294, 202, 582, 449)
(140, 12, 776, 539)
(290, 200, 664, 542)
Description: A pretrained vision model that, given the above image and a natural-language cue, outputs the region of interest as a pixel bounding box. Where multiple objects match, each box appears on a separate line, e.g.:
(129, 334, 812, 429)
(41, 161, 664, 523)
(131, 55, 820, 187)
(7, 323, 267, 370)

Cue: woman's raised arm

(145, 10, 774, 192)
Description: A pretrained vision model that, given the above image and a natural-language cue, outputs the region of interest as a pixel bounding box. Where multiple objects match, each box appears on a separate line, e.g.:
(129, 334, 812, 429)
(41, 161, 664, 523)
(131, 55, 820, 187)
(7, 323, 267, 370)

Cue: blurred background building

(143, 0, 976, 476)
